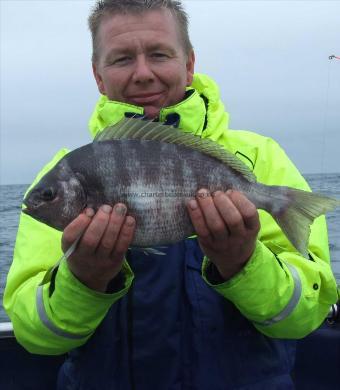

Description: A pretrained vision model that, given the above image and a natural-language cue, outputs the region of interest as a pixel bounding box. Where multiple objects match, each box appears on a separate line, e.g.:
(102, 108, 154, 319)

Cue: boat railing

(0, 321, 14, 339)
(0, 302, 338, 339)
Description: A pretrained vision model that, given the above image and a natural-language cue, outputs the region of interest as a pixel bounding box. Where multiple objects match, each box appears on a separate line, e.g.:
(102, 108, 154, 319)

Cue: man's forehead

(97, 8, 179, 42)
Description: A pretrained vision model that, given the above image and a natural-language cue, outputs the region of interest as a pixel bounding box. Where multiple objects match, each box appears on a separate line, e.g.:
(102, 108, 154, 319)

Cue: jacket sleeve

(3, 150, 134, 355)
(202, 136, 338, 338)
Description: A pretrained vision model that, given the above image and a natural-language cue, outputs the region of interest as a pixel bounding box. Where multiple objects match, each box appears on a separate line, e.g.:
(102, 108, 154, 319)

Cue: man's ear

(92, 63, 106, 95)
(186, 50, 195, 86)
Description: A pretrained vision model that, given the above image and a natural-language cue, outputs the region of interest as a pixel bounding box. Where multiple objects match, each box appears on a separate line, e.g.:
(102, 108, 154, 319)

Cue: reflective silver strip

(255, 263, 302, 327)
(36, 285, 90, 340)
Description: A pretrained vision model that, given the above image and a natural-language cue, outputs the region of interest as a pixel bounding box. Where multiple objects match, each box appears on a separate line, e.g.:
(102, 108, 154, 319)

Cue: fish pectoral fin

(130, 246, 167, 256)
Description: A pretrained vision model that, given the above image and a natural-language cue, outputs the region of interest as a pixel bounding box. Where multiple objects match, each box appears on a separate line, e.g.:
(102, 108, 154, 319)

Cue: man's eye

(152, 52, 168, 59)
(112, 57, 130, 65)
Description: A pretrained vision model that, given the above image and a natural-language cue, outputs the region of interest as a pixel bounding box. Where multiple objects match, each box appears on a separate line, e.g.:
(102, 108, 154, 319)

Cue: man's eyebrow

(105, 48, 131, 58)
(147, 43, 176, 53)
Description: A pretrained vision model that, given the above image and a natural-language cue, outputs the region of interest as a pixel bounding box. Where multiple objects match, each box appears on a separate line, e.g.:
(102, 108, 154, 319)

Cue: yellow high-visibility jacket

(3, 73, 338, 355)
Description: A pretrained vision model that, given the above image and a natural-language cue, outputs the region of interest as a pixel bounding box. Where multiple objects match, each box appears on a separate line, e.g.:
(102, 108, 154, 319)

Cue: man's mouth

(127, 92, 163, 105)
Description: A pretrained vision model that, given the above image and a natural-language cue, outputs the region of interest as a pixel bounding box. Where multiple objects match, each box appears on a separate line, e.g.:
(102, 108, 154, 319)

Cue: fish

(23, 117, 340, 257)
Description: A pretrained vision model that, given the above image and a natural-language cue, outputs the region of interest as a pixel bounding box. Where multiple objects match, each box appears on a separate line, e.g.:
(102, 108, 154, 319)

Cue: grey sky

(1, 0, 339, 185)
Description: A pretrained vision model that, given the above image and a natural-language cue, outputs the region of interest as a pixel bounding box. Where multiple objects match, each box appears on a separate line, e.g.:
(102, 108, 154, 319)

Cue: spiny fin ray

(94, 117, 256, 182)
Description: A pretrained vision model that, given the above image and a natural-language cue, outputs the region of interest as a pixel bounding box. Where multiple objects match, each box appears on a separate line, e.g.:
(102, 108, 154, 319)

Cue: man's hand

(187, 189, 260, 281)
(62, 204, 135, 293)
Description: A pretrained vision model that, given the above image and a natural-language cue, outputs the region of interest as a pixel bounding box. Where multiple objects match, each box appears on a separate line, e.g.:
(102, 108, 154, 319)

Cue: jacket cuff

(201, 241, 293, 323)
(44, 258, 134, 336)
(202, 240, 269, 290)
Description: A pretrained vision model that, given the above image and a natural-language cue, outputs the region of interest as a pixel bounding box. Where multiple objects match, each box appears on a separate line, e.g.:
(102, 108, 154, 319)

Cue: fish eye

(40, 187, 56, 201)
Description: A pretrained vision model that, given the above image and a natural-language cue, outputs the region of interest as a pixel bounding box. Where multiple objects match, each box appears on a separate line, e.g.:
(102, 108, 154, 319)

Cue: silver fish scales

(23, 117, 340, 257)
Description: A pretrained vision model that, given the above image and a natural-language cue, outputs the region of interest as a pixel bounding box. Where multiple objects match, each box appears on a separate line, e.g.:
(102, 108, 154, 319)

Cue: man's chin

(143, 106, 161, 119)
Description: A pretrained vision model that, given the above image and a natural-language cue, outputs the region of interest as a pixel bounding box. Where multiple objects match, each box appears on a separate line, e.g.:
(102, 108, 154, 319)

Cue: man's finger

(62, 208, 94, 252)
(213, 191, 245, 237)
(77, 205, 112, 255)
(187, 198, 212, 242)
(196, 189, 228, 240)
(96, 203, 127, 258)
(227, 191, 260, 231)
(111, 216, 136, 262)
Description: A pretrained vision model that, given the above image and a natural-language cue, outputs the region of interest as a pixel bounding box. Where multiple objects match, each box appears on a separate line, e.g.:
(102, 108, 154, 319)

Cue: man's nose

(132, 56, 155, 83)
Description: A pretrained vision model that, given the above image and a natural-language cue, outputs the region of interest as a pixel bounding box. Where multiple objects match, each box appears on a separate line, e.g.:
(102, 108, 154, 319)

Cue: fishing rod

(320, 55, 340, 183)
(324, 54, 340, 325)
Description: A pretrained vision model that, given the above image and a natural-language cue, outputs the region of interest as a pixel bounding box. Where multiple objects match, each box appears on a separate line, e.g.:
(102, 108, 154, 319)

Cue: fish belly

(81, 140, 246, 246)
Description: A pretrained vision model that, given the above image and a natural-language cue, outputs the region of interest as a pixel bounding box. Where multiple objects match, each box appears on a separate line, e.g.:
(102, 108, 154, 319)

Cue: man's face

(92, 9, 195, 119)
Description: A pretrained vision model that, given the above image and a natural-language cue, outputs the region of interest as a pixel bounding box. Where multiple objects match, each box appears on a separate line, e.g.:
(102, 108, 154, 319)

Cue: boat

(0, 301, 338, 389)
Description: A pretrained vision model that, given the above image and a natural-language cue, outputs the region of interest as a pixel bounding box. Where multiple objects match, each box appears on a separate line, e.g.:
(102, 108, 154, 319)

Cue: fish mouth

(22, 199, 47, 216)
(22, 198, 31, 214)
(22, 202, 60, 230)
(22, 203, 37, 217)
(22, 205, 30, 214)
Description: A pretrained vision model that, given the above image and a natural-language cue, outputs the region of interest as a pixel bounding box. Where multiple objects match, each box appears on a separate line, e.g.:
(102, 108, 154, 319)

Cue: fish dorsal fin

(94, 117, 256, 182)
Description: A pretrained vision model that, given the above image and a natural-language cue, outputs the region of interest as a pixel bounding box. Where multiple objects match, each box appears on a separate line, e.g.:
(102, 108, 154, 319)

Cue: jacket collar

(88, 73, 229, 141)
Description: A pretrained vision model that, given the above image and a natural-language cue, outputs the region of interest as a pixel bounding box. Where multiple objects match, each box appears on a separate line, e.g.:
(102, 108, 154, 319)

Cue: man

(4, 1, 338, 389)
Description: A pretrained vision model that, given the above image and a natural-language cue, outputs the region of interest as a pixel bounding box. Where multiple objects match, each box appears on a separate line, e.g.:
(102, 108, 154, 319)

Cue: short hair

(88, 0, 193, 62)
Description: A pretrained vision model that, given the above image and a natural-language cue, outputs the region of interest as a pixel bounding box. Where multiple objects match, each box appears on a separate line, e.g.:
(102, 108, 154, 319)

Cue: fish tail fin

(256, 184, 340, 257)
